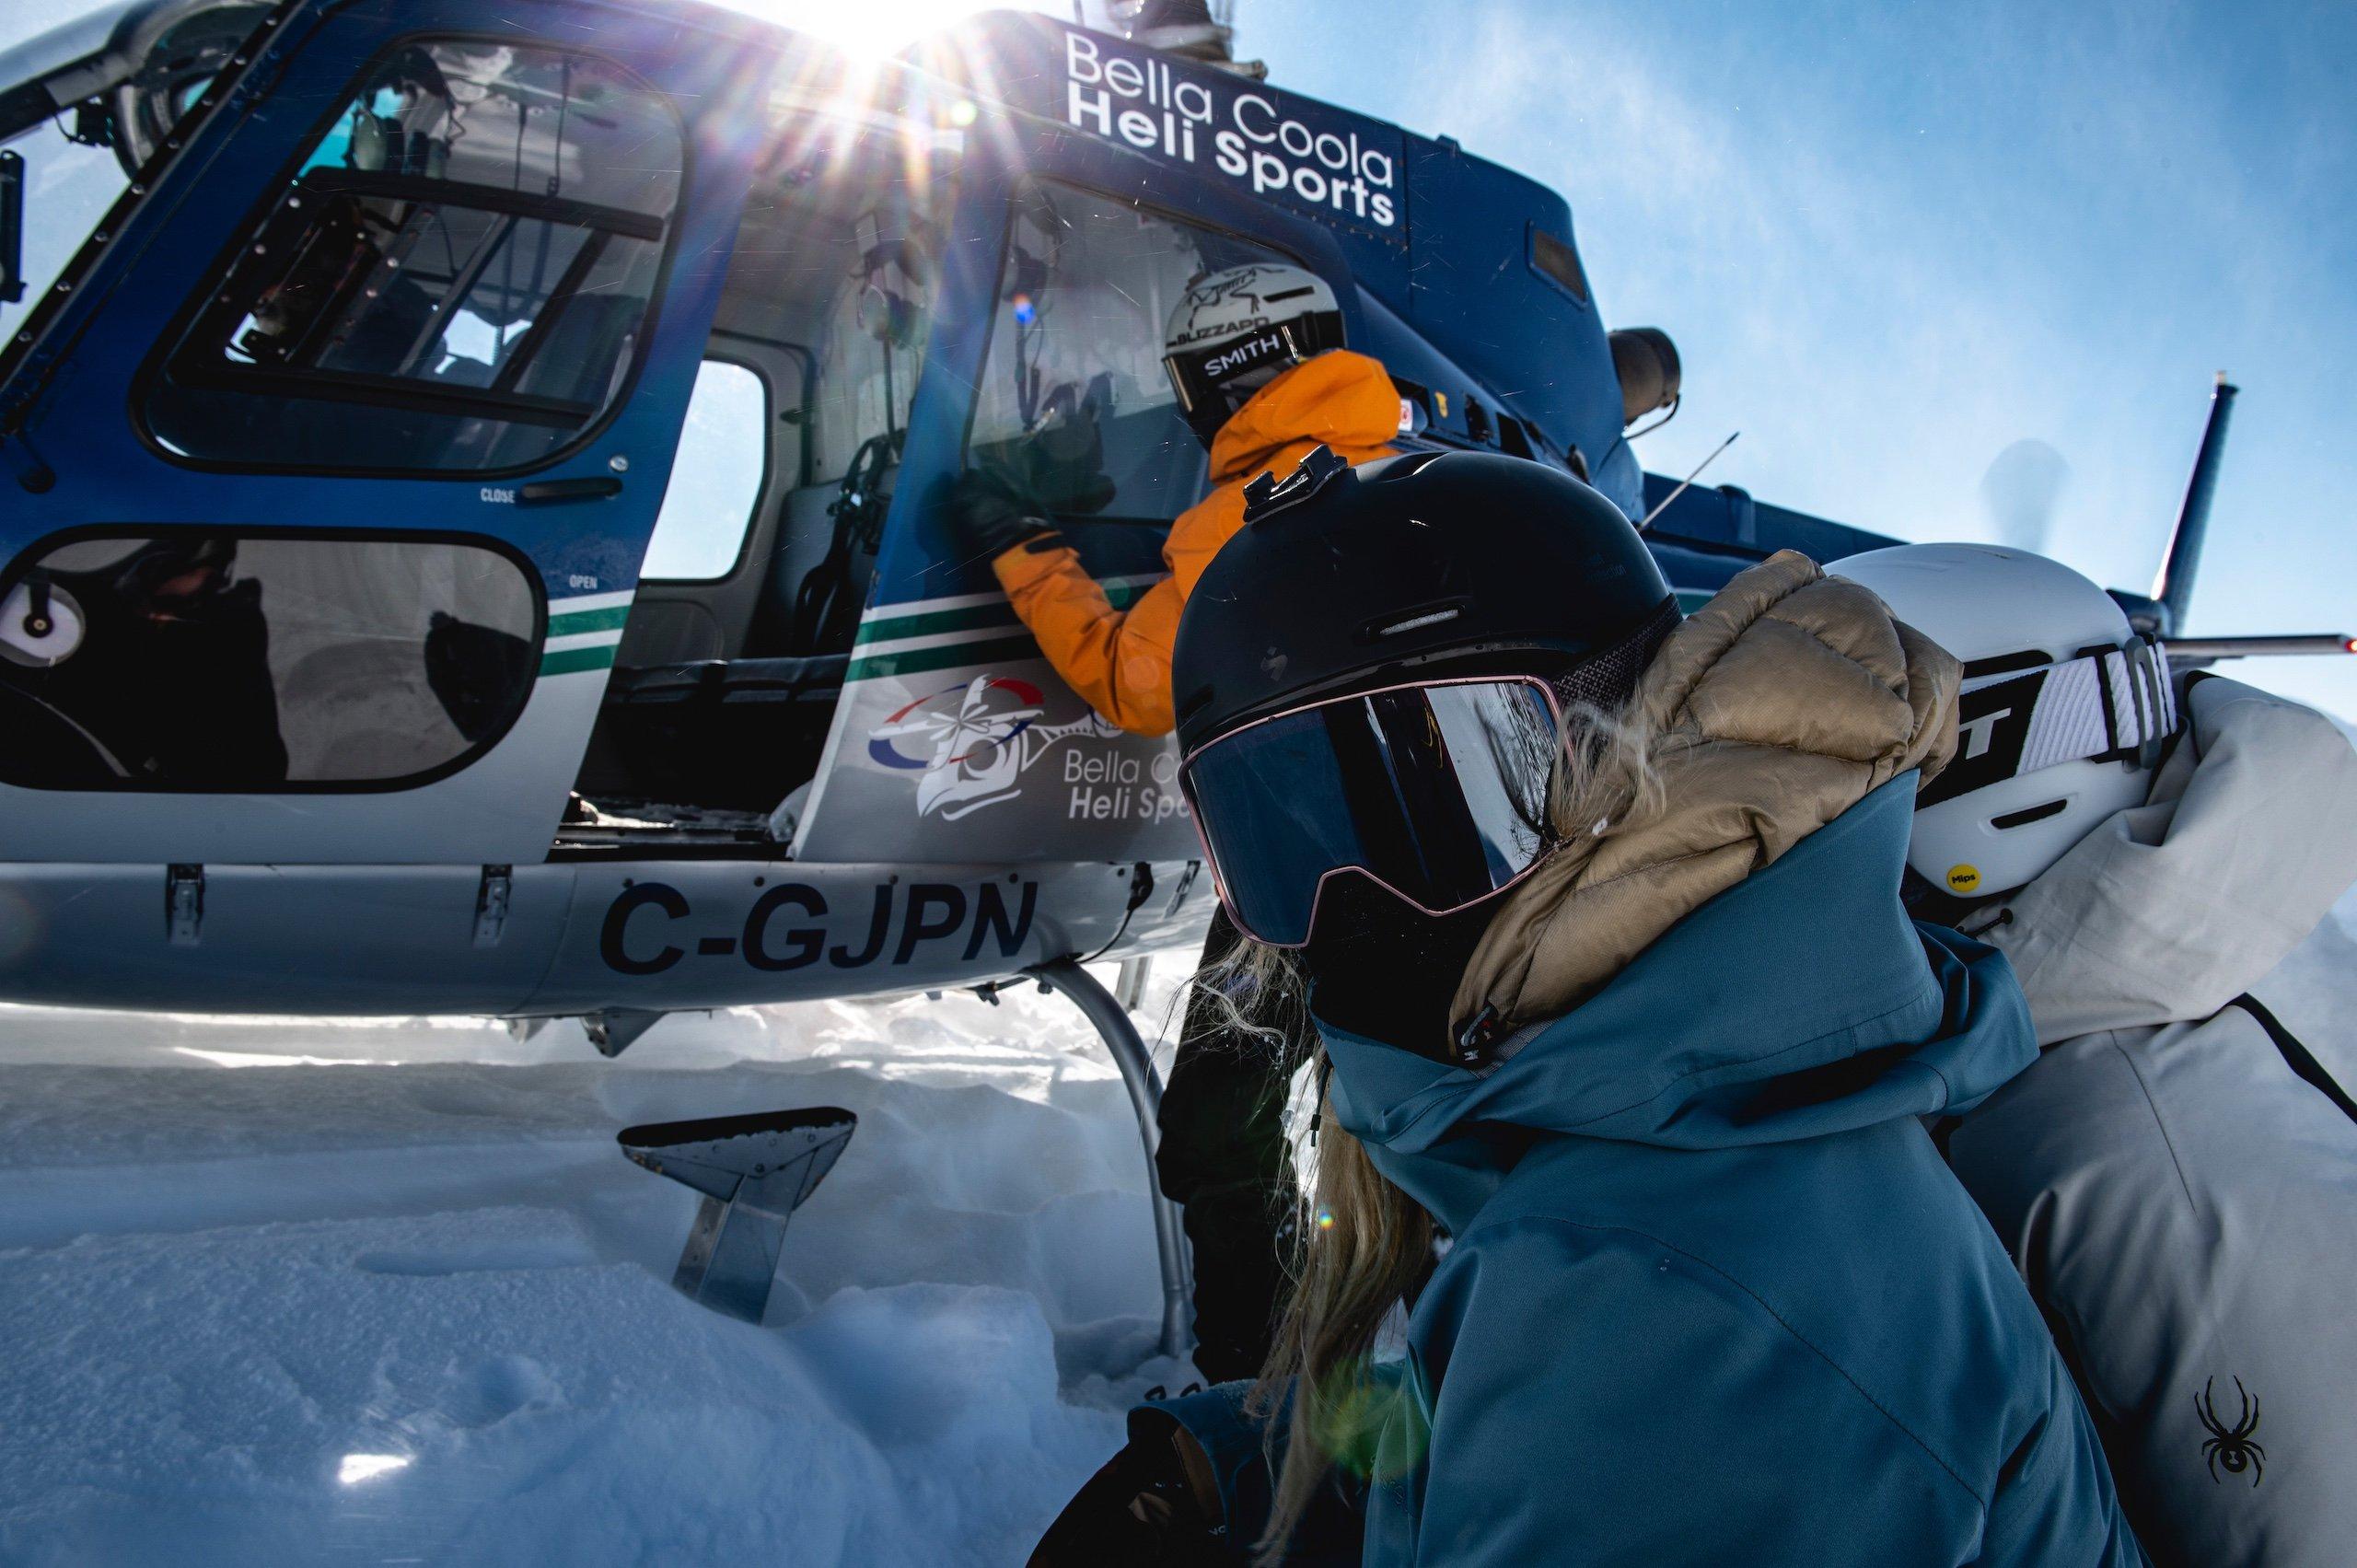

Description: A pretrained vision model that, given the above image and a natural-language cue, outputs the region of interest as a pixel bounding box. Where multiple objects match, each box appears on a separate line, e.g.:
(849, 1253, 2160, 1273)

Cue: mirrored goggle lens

(1181, 680, 1562, 946)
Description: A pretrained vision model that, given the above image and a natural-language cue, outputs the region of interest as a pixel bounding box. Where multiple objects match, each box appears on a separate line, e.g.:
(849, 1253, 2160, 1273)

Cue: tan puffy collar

(1451, 552, 1959, 1037)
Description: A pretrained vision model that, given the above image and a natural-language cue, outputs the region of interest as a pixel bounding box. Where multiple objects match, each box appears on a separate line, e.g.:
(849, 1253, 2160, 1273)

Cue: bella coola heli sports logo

(868, 675, 1120, 821)
(1062, 32, 1399, 227)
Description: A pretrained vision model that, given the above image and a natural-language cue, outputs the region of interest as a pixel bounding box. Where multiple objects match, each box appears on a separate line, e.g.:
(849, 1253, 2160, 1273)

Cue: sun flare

(714, 0, 1028, 59)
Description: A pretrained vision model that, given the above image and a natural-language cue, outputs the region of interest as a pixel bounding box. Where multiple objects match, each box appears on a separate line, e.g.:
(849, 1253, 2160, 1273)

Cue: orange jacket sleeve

(989, 350, 1404, 738)
(990, 482, 1248, 737)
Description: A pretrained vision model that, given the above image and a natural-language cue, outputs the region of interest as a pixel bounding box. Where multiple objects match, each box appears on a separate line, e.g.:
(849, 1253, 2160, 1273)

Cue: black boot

(1029, 1411, 1229, 1565)
(1158, 909, 1306, 1383)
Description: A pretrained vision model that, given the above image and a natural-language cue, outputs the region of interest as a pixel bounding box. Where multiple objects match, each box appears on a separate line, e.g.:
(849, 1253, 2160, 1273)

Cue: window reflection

(146, 41, 683, 473)
(0, 533, 540, 791)
(967, 182, 1296, 526)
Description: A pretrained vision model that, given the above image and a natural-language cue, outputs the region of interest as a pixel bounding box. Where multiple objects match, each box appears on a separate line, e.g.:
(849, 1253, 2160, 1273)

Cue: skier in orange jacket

(948, 263, 1401, 738)
(948, 263, 1402, 1381)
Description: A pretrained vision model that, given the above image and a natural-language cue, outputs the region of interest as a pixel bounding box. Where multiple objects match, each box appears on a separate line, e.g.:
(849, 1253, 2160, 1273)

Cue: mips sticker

(1946, 864, 1982, 894)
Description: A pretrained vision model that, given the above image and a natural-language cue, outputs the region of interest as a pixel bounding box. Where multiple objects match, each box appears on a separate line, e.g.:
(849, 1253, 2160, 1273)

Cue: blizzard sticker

(599, 879, 1038, 976)
(1062, 32, 1400, 233)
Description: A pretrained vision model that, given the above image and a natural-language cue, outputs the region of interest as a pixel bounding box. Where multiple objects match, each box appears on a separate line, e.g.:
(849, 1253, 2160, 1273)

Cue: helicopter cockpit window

(966, 182, 1295, 526)
(0, 531, 540, 793)
(142, 41, 683, 474)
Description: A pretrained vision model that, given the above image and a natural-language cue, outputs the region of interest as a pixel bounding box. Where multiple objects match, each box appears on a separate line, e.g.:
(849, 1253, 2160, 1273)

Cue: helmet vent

(1991, 798, 2069, 830)
(1376, 607, 1462, 638)
(1361, 597, 1469, 642)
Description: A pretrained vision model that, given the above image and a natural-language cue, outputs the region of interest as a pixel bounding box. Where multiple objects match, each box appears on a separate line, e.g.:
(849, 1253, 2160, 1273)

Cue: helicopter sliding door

(0, 2, 770, 865)
(788, 119, 1365, 866)
(563, 100, 964, 832)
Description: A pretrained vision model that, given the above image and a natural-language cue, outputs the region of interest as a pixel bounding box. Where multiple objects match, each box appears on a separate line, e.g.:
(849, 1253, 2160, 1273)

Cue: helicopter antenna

(1637, 430, 1739, 531)
(2149, 372, 2237, 635)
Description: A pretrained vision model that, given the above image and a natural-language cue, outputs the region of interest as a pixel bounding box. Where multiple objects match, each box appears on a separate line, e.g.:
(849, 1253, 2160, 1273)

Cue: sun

(714, 0, 1038, 59)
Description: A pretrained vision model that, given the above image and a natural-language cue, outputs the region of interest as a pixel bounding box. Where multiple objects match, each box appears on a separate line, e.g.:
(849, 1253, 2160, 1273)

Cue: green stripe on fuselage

(540, 644, 619, 677)
(854, 577, 1156, 647)
(539, 579, 1159, 680)
(547, 604, 632, 637)
(853, 600, 1020, 647)
(844, 633, 1041, 684)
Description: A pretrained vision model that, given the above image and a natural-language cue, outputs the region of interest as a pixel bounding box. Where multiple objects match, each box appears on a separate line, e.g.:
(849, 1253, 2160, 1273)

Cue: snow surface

(0, 975, 1205, 1566)
(2, 879, 2351, 1566)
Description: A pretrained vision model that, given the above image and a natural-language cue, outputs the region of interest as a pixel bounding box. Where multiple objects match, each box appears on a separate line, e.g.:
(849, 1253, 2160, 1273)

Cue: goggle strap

(1920, 638, 2177, 808)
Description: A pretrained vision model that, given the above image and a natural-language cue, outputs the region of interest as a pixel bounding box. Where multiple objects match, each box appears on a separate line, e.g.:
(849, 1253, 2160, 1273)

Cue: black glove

(947, 468, 1063, 562)
(1016, 398, 1120, 517)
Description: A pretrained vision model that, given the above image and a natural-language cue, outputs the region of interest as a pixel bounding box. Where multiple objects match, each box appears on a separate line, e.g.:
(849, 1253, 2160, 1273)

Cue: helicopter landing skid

(619, 1106, 857, 1324)
(1028, 958, 1194, 1363)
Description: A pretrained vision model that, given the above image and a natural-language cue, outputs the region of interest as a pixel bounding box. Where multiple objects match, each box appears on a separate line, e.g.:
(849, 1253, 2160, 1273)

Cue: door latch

(166, 865, 203, 947)
(473, 865, 513, 948)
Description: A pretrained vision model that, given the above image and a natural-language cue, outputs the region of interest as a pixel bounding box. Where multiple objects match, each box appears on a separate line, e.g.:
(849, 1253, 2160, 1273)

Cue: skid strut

(619, 1107, 856, 1324)
(1030, 958, 1194, 1361)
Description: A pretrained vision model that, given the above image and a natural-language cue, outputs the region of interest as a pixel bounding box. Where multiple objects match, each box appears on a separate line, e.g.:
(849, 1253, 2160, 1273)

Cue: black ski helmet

(1171, 447, 1677, 758)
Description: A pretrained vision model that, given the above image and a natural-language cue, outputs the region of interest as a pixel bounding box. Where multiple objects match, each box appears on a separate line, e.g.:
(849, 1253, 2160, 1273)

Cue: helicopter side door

(0, 0, 770, 865)
(788, 116, 1372, 867)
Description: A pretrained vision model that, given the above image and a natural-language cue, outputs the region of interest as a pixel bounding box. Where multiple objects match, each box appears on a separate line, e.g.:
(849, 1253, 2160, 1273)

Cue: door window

(642, 359, 770, 581)
(0, 531, 540, 791)
(967, 182, 1295, 525)
(143, 40, 683, 474)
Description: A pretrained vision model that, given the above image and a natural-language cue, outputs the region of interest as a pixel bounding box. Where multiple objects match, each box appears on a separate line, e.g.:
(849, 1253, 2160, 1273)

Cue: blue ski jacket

(1157, 779, 2146, 1565)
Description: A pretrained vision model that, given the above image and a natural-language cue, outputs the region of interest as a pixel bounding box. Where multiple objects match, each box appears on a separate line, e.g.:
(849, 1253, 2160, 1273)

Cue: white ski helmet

(1161, 263, 1344, 439)
(1831, 543, 2180, 900)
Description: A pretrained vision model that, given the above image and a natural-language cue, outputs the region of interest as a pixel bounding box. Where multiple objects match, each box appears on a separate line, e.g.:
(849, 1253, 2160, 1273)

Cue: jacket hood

(1206, 349, 1400, 482)
(1986, 675, 2357, 1041)
(1323, 778, 2033, 1234)
(1455, 550, 1960, 1036)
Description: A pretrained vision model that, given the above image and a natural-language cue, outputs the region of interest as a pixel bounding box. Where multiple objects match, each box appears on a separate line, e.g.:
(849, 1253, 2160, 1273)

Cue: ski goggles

(1918, 634, 2179, 809)
(1178, 677, 1565, 947)
(1162, 309, 1345, 419)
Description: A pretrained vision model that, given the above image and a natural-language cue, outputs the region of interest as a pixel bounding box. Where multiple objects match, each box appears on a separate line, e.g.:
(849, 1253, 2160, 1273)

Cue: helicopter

(0, 0, 2343, 1347)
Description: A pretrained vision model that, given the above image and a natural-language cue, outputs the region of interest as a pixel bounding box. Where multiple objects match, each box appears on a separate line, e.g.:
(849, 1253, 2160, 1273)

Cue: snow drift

(0, 981, 1197, 1565)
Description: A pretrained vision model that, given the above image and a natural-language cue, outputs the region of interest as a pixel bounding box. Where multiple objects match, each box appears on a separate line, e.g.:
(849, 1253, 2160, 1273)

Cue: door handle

(517, 476, 623, 505)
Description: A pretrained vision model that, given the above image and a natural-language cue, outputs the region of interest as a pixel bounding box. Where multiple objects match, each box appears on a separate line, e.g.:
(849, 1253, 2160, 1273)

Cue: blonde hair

(1189, 700, 1666, 1562)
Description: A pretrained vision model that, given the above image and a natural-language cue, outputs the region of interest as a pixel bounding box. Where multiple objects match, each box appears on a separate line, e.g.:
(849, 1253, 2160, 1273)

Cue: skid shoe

(618, 1106, 856, 1323)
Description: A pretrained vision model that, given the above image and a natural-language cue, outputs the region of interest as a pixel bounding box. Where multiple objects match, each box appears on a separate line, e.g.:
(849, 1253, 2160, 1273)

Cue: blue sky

(10, 0, 2353, 712)
(1236, 0, 2357, 714)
